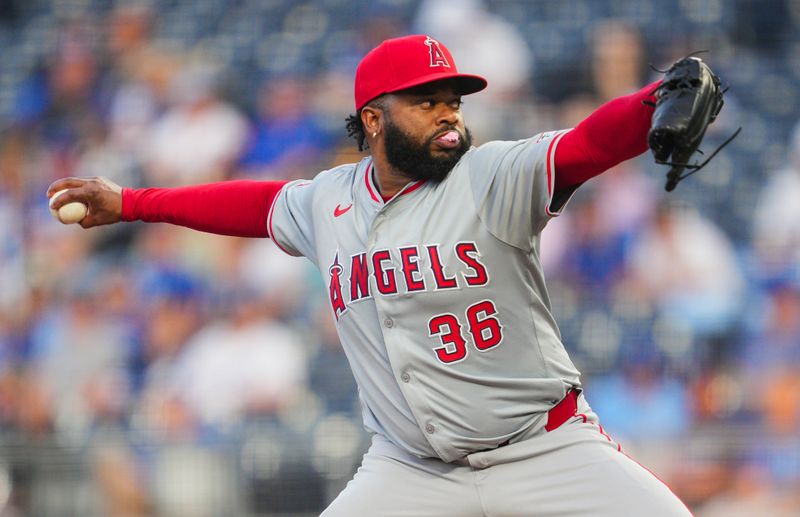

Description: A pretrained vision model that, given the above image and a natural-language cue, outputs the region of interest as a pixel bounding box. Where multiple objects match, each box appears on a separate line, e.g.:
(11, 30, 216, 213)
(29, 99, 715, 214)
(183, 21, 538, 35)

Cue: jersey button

(425, 423, 435, 434)
(401, 371, 411, 383)
(384, 317, 394, 328)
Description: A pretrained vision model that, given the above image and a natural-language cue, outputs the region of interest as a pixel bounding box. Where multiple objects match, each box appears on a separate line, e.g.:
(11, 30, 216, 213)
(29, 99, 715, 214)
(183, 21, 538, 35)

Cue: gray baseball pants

(321, 397, 692, 517)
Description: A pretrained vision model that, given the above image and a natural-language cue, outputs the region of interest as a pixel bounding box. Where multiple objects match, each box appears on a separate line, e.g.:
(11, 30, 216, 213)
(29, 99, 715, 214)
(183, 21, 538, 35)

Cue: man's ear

(361, 103, 384, 137)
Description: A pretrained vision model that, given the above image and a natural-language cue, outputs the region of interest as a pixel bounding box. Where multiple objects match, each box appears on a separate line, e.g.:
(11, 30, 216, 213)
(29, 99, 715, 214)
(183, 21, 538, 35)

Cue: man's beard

(383, 118, 472, 183)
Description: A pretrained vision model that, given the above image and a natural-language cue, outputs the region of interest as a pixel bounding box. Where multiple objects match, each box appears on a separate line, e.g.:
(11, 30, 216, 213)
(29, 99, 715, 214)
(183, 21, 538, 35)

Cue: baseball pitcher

(48, 35, 726, 516)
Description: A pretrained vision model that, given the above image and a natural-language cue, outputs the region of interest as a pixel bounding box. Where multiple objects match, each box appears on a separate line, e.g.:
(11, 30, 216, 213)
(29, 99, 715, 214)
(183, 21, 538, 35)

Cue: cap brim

(385, 72, 488, 98)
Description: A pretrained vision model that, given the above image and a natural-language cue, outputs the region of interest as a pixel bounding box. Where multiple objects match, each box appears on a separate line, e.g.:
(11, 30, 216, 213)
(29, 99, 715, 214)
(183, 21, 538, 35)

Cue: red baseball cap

(354, 35, 488, 110)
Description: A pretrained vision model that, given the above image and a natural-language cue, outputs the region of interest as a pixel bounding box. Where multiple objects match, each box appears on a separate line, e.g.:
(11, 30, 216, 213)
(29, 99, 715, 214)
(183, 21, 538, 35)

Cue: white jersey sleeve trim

(545, 129, 574, 217)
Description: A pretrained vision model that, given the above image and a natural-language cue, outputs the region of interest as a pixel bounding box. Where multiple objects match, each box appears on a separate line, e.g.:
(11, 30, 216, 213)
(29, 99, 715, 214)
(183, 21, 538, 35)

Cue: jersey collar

(364, 159, 426, 205)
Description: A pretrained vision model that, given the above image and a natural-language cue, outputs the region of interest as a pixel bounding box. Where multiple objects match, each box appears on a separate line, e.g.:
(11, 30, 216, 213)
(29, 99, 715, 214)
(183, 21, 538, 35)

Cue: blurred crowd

(0, 0, 799, 515)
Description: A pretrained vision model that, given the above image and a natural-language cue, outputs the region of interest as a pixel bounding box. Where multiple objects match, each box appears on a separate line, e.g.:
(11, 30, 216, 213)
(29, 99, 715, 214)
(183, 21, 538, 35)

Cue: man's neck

(371, 156, 415, 199)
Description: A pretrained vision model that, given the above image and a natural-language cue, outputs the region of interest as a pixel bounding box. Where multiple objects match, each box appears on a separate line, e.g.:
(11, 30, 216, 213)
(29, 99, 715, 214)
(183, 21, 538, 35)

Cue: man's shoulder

(280, 159, 366, 206)
(457, 132, 563, 171)
(455, 139, 524, 171)
(305, 159, 365, 186)
(468, 133, 560, 154)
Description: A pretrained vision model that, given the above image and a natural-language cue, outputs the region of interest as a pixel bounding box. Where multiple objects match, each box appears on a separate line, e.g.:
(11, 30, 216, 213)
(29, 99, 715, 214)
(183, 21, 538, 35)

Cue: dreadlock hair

(345, 111, 367, 152)
(345, 97, 387, 152)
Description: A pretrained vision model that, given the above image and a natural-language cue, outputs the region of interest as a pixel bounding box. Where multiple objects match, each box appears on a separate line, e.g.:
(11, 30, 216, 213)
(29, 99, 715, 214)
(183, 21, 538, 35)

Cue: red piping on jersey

(400, 180, 425, 197)
(545, 130, 568, 216)
(267, 183, 294, 256)
(545, 131, 561, 197)
(365, 162, 381, 202)
(365, 161, 426, 202)
(621, 451, 696, 516)
(577, 412, 619, 449)
(575, 411, 694, 515)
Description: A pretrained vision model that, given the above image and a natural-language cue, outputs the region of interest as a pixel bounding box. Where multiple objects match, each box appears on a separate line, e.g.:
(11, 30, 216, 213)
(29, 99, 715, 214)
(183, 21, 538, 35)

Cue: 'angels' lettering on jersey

(328, 241, 489, 320)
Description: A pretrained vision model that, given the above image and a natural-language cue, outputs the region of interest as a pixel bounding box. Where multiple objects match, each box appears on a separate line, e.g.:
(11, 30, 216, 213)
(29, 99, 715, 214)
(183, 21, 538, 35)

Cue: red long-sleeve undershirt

(122, 180, 286, 238)
(554, 80, 659, 192)
(121, 81, 659, 237)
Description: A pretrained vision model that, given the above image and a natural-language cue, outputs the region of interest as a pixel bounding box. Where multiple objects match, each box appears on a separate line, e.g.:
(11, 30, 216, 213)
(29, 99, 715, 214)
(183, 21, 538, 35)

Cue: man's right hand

(46, 177, 124, 228)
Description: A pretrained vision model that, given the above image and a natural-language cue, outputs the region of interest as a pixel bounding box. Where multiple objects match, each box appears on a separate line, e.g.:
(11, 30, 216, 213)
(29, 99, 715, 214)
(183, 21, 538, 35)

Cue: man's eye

(420, 100, 434, 109)
(451, 99, 463, 109)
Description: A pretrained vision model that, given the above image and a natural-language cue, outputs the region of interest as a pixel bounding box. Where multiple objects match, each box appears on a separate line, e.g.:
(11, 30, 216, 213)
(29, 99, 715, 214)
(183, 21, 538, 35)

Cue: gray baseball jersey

(268, 130, 580, 463)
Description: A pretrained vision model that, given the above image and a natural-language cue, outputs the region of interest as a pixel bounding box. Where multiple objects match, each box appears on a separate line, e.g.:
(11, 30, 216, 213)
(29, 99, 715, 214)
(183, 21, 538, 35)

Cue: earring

(372, 132, 377, 138)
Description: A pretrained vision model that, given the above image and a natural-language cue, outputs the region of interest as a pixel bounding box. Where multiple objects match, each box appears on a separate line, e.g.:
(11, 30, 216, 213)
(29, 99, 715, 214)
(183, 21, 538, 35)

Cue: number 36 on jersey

(326, 241, 504, 364)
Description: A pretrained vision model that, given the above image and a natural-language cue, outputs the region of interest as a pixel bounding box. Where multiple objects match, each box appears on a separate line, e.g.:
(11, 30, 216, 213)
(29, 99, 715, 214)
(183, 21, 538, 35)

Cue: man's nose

(436, 105, 459, 126)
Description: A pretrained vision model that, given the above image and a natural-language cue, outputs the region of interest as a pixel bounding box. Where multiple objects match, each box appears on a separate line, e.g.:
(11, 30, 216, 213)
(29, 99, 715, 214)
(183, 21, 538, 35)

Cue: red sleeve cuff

(121, 188, 138, 222)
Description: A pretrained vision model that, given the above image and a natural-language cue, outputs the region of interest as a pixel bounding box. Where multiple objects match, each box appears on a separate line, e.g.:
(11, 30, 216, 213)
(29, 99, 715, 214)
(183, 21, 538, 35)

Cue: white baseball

(49, 189, 88, 225)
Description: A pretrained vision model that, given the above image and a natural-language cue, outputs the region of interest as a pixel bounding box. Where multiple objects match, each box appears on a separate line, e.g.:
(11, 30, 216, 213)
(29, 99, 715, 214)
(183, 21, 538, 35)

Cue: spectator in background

(543, 20, 657, 280)
(3, 18, 104, 199)
(752, 121, 800, 283)
(705, 293, 800, 517)
(737, 282, 800, 500)
(236, 236, 318, 320)
(141, 59, 247, 186)
(237, 76, 333, 180)
(81, 2, 179, 186)
(103, 2, 181, 148)
(0, 189, 25, 313)
(0, 316, 19, 426)
(140, 285, 307, 434)
(552, 192, 634, 293)
(132, 265, 205, 393)
(591, 20, 648, 103)
(22, 269, 134, 437)
(309, 304, 358, 415)
(627, 201, 744, 339)
(740, 282, 800, 378)
(587, 346, 691, 474)
(751, 367, 800, 495)
(584, 20, 658, 234)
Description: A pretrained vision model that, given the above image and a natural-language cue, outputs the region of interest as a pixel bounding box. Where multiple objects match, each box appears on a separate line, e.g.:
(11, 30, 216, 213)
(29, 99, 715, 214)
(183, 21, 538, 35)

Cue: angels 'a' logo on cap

(424, 36, 451, 68)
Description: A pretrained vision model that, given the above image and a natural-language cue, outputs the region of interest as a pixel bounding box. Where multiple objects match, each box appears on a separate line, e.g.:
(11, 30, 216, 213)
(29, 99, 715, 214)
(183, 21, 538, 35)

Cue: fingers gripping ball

(49, 189, 88, 224)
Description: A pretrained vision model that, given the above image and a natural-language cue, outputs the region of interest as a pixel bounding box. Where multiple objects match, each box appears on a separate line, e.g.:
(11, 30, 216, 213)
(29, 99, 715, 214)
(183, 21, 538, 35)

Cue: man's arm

(46, 178, 288, 238)
(554, 81, 660, 195)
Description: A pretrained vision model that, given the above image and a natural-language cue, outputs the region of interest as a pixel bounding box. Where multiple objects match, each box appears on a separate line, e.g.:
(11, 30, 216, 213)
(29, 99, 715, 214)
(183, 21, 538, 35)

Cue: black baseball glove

(647, 55, 738, 191)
